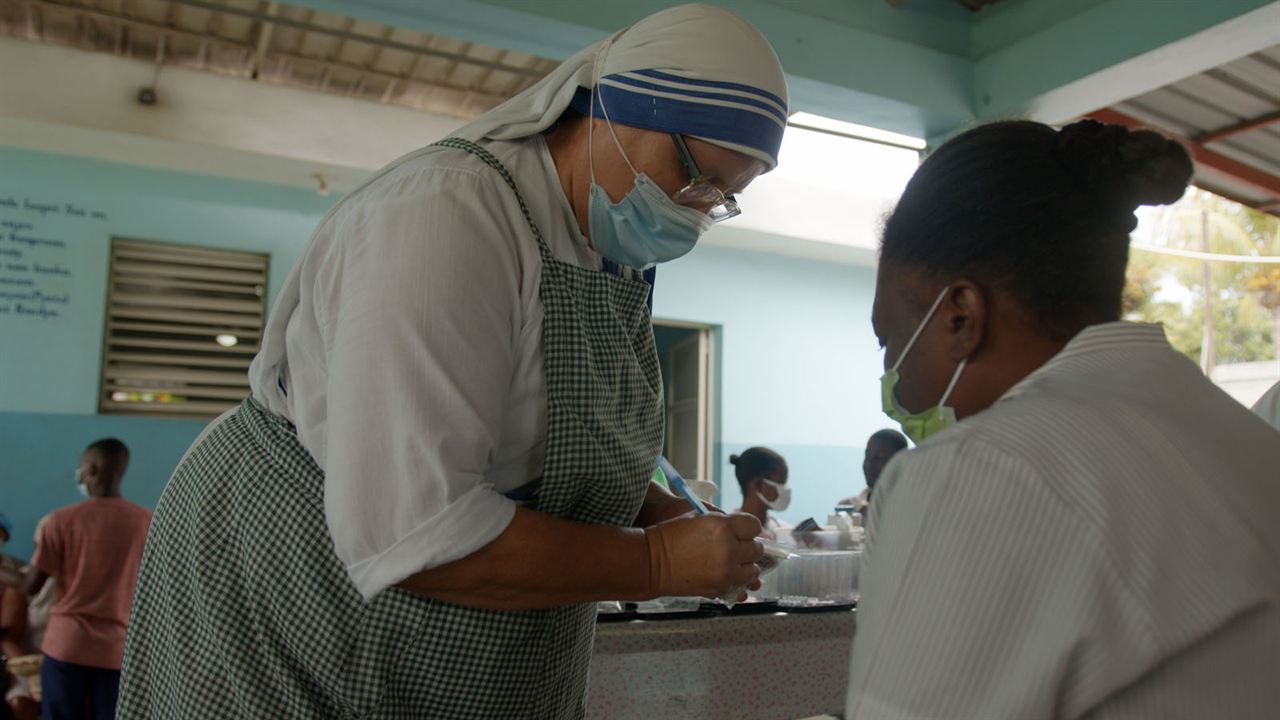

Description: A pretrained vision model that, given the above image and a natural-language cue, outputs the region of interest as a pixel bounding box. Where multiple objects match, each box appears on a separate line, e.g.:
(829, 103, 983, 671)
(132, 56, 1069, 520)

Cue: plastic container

(635, 596, 703, 614)
(790, 529, 863, 550)
(752, 548, 860, 606)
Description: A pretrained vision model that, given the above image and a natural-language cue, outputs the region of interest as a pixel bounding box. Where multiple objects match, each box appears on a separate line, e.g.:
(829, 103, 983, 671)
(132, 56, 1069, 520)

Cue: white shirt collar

(1000, 321, 1169, 403)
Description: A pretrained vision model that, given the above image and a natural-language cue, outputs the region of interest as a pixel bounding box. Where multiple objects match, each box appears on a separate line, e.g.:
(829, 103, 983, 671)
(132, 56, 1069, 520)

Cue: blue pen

(657, 456, 708, 515)
(654, 455, 794, 574)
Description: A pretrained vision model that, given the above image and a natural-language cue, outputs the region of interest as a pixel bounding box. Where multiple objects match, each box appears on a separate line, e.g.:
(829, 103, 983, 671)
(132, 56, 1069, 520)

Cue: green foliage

(1123, 188, 1280, 367)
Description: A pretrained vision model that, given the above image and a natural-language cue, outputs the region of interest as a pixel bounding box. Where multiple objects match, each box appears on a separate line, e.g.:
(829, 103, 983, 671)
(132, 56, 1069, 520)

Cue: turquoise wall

(654, 240, 885, 527)
(0, 411, 209, 559)
(0, 146, 889, 561)
(0, 147, 332, 560)
(0, 146, 333, 414)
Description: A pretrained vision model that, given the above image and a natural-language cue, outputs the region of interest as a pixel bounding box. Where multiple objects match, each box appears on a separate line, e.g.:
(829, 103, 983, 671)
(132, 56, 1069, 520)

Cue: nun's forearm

(395, 507, 653, 610)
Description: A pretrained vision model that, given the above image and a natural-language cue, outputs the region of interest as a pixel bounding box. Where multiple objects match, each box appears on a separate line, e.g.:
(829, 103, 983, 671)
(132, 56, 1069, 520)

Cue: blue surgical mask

(881, 286, 967, 445)
(75, 467, 89, 498)
(585, 90, 712, 271)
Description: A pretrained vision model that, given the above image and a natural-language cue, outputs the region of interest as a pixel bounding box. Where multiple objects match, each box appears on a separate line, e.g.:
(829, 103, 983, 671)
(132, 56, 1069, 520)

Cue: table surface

(588, 610, 856, 720)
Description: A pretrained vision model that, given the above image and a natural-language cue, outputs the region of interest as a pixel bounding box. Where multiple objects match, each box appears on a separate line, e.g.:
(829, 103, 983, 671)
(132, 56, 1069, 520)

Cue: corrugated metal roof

(1105, 44, 1280, 215)
(0, 0, 559, 120)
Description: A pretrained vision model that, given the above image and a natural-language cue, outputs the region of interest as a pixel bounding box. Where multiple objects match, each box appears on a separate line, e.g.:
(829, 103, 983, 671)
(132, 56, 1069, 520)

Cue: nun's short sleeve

(311, 164, 526, 600)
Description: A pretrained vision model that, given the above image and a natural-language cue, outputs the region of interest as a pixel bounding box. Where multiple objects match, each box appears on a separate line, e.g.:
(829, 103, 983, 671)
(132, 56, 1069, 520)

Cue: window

(1127, 187, 1280, 407)
(99, 238, 268, 416)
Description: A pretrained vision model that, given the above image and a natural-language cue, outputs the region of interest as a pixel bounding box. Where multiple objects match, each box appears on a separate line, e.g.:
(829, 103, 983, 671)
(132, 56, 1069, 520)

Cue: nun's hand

(643, 512, 764, 600)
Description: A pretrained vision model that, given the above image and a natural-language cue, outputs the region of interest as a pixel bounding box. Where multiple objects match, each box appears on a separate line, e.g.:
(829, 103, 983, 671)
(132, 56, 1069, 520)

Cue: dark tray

(595, 610, 640, 623)
(633, 609, 721, 621)
(723, 600, 782, 615)
(778, 602, 857, 614)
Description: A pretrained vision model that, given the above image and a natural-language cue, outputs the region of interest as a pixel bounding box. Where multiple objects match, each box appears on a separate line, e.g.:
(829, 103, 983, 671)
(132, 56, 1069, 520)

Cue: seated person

(730, 447, 790, 538)
(840, 429, 909, 515)
(847, 119, 1280, 717)
(2, 584, 36, 720)
(0, 517, 39, 720)
(0, 517, 20, 591)
(4, 518, 55, 720)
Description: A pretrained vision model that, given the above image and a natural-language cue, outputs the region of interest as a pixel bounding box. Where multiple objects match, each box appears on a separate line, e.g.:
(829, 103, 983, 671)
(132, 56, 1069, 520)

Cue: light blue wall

(0, 146, 334, 414)
(0, 412, 209, 560)
(654, 240, 887, 527)
(0, 147, 892, 560)
(0, 147, 333, 560)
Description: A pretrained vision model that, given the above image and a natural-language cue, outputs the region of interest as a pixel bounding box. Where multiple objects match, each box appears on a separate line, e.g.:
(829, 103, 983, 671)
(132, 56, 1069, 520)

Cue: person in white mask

(729, 447, 791, 538)
(847, 119, 1280, 718)
(119, 5, 788, 718)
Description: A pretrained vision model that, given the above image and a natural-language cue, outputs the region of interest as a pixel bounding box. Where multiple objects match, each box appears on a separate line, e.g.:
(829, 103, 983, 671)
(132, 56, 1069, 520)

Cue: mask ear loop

(587, 34, 638, 186)
(891, 286, 951, 373)
(937, 358, 967, 408)
(587, 44, 601, 186)
(599, 97, 638, 177)
(756, 477, 775, 502)
(589, 36, 637, 180)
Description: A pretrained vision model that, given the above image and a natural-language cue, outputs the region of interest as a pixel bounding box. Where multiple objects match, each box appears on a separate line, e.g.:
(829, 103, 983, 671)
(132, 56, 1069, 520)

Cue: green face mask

(880, 287, 967, 445)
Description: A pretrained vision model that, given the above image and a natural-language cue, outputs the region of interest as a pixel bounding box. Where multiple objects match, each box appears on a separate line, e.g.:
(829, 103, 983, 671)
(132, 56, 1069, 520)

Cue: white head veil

(248, 6, 787, 414)
(450, 3, 789, 168)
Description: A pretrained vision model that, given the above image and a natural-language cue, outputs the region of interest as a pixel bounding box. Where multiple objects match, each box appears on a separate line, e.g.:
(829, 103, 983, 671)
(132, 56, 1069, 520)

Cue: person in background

(27, 438, 152, 720)
(1, 582, 35, 720)
(1, 513, 31, 720)
(2, 516, 56, 720)
(0, 518, 19, 592)
(1252, 379, 1280, 429)
(0, 515, 29, 720)
(848, 119, 1280, 718)
(731, 447, 791, 537)
(839, 429, 908, 514)
(20, 517, 54, 664)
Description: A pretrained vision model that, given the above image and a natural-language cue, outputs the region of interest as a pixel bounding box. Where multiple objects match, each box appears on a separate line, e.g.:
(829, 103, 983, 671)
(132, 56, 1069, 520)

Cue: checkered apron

(117, 138, 665, 719)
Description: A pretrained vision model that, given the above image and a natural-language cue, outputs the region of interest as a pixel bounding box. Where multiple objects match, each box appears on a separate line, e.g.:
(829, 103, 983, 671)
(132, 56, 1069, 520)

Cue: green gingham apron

(117, 138, 665, 719)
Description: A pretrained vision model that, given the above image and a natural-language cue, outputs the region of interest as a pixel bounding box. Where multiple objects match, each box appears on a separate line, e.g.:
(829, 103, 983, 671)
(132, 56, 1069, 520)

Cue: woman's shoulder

(349, 137, 541, 205)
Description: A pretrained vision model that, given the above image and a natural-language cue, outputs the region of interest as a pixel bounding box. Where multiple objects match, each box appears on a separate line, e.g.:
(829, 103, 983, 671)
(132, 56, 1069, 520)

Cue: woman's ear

(943, 279, 987, 362)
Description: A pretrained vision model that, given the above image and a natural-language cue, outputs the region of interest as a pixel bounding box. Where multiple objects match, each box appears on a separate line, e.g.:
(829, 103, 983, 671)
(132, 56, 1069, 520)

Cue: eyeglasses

(670, 134, 741, 223)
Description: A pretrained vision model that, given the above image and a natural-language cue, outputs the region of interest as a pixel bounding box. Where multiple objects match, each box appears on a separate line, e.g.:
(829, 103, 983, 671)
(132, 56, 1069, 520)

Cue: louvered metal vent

(99, 237, 267, 416)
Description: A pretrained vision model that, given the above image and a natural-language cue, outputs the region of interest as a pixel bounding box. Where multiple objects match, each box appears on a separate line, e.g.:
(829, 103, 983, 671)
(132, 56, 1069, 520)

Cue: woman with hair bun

(848, 119, 1280, 718)
(728, 447, 790, 538)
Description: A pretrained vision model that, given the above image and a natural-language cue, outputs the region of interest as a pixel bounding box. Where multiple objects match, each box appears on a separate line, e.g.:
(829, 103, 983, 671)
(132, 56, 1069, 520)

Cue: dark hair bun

(729, 454, 740, 465)
(1056, 119, 1193, 211)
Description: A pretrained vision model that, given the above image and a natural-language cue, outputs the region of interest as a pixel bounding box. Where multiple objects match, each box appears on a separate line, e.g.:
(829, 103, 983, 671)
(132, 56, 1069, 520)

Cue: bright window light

(730, 122, 921, 250)
(788, 112, 927, 151)
(216, 333, 239, 348)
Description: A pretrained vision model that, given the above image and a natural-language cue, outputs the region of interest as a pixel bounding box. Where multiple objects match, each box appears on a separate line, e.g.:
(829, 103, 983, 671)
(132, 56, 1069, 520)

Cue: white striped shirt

(847, 322, 1280, 719)
(1253, 380, 1280, 429)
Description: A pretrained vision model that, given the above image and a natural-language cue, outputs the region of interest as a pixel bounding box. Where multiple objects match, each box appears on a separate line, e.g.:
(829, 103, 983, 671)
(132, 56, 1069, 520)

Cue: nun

(117, 4, 788, 718)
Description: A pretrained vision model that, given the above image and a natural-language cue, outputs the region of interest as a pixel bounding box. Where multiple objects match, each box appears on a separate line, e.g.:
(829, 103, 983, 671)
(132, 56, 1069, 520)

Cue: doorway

(652, 320, 716, 487)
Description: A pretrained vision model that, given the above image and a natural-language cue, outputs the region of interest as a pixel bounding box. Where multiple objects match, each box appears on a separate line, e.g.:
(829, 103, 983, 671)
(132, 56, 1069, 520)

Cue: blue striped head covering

(454, 3, 789, 169)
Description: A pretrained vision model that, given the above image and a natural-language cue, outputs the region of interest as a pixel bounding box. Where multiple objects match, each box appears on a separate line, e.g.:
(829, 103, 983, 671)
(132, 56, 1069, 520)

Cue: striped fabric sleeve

(847, 438, 1151, 720)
